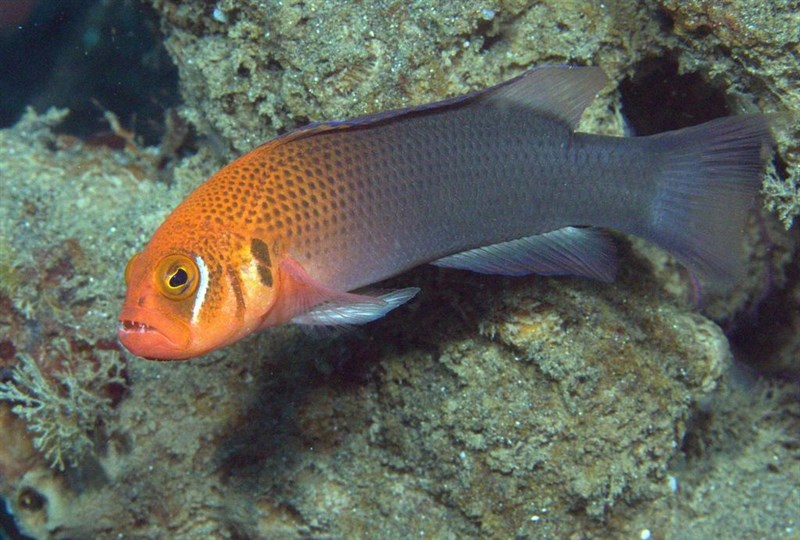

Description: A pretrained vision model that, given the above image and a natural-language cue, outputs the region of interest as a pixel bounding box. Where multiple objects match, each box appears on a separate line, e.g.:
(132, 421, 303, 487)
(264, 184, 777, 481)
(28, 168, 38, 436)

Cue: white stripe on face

(191, 255, 209, 324)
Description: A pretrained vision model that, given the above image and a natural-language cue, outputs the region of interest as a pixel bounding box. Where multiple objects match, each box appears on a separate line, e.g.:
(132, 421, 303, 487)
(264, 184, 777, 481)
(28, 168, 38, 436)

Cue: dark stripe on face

(251, 238, 272, 267)
(257, 264, 273, 287)
(226, 265, 246, 319)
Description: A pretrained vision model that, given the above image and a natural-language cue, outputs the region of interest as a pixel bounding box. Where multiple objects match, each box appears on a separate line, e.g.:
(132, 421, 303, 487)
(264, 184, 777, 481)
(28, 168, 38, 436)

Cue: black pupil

(18, 487, 45, 510)
(169, 267, 188, 288)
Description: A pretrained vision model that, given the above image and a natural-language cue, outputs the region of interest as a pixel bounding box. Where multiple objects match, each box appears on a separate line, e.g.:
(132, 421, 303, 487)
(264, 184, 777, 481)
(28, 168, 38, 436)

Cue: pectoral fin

(273, 257, 419, 327)
(291, 287, 420, 326)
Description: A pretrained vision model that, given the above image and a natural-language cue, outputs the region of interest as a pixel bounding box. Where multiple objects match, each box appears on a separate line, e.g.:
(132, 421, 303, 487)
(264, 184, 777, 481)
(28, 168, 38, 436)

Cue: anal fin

(432, 227, 617, 282)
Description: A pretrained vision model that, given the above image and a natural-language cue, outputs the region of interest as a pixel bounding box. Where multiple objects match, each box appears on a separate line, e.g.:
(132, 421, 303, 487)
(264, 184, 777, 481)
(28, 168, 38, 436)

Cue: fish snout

(117, 305, 192, 360)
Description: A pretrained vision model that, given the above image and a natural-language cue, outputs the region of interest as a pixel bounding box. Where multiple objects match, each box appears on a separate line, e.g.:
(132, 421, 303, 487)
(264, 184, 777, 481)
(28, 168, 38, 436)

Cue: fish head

(117, 227, 279, 360)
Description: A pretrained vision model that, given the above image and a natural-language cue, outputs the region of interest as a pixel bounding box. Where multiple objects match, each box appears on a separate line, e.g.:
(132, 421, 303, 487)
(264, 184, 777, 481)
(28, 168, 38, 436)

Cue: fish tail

(646, 114, 774, 281)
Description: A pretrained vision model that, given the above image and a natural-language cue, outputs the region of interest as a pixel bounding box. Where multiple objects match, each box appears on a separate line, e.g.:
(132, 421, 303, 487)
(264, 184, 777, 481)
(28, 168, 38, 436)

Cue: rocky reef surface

(1, 1, 798, 538)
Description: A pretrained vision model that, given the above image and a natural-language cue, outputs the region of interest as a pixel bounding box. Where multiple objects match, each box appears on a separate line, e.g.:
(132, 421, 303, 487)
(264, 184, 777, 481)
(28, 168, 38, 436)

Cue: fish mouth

(117, 307, 191, 360)
(119, 319, 155, 333)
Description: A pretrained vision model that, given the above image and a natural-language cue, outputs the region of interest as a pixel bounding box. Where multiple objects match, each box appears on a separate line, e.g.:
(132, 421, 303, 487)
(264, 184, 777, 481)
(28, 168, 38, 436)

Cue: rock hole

(618, 56, 729, 135)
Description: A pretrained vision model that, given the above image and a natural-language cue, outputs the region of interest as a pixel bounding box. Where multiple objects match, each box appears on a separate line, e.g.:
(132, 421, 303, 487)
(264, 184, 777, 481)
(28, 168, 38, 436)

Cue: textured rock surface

(1, 1, 799, 538)
(151, 0, 799, 327)
(0, 109, 797, 538)
(150, 0, 660, 154)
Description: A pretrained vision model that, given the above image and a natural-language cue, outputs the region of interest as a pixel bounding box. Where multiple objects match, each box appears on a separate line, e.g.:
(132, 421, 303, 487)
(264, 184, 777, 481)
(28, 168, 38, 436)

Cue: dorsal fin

(480, 66, 608, 129)
(258, 66, 608, 153)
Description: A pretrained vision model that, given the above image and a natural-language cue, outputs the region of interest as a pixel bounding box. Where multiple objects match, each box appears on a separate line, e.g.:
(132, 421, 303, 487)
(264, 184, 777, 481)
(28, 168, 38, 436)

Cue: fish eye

(155, 254, 199, 300)
(124, 253, 140, 285)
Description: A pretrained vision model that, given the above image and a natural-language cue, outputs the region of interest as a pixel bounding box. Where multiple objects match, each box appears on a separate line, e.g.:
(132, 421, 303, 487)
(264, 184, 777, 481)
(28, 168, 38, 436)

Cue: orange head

(118, 130, 351, 359)
(118, 195, 281, 360)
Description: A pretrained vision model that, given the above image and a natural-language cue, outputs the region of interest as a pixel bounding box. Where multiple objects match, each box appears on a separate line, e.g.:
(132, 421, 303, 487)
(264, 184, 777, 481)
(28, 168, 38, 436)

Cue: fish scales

(118, 66, 774, 359)
(176, 106, 652, 292)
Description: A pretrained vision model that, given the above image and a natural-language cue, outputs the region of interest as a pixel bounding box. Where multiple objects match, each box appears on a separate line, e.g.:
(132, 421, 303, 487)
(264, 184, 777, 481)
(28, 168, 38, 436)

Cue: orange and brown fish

(118, 66, 773, 360)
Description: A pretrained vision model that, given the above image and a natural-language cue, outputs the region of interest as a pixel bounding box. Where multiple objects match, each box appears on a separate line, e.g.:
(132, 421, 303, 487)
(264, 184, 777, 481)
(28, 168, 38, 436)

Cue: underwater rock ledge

(0, 106, 751, 539)
(1, 0, 799, 538)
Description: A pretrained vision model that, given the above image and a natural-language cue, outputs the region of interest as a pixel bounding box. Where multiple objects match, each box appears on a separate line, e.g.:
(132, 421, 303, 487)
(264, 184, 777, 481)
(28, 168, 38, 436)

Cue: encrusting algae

(0, 0, 799, 538)
(0, 339, 126, 471)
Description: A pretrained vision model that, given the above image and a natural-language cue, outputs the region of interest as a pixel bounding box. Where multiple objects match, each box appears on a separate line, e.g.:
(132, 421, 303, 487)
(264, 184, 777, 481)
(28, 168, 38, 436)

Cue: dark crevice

(619, 56, 729, 135)
(0, 0, 179, 146)
(727, 235, 800, 378)
(0, 496, 34, 540)
(478, 31, 503, 54)
(653, 8, 676, 34)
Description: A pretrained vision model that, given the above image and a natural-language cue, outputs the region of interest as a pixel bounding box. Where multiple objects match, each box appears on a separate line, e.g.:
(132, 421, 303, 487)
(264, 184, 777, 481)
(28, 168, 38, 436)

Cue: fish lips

(117, 306, 192, 360)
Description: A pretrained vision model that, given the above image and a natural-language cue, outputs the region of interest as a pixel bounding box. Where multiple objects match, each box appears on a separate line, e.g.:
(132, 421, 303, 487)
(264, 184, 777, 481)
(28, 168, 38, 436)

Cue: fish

(118, 66, 774, 360)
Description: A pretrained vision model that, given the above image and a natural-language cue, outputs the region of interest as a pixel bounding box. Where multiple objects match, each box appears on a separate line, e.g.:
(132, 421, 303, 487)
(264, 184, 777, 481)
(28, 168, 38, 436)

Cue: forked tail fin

(646, 114, 774, 281)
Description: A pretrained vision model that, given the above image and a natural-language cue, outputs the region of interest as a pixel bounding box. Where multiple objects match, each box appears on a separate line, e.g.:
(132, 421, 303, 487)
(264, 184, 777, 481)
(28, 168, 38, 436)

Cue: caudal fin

(646, 114, 774, 281)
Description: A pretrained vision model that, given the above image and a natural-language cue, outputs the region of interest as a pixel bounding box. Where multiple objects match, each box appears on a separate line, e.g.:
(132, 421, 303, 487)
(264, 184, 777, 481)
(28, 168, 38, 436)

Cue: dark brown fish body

(119, 66, 772, 359)
(279, 76, 767, 291)
(283, 110, 641, 291)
